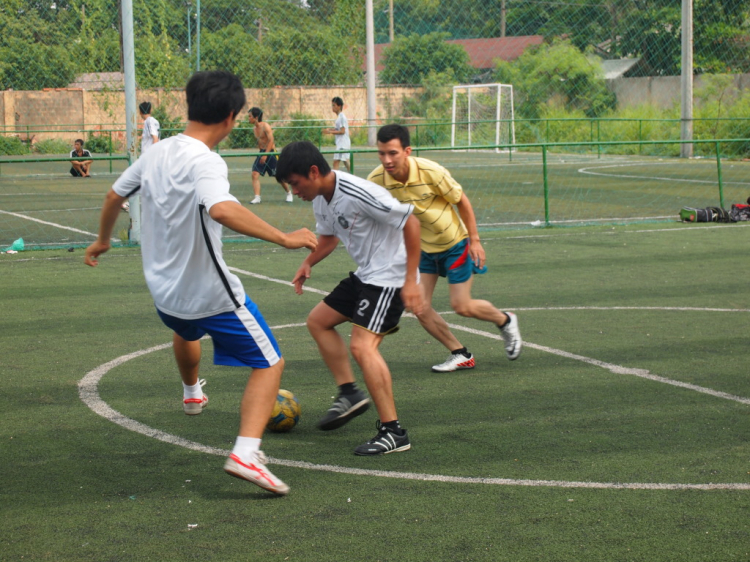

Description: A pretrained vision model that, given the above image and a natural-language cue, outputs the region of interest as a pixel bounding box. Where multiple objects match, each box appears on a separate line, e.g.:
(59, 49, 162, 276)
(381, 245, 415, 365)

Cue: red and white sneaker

(431, 352, 476, 373)
(183, 379, 208, 415)
(223, 452, 290, 495)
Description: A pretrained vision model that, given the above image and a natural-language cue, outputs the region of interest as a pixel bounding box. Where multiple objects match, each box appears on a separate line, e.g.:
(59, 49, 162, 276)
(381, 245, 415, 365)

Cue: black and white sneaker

(499, 311, 522, 360)
(317, 390, 370, 430)
(354, 421, 411, 456)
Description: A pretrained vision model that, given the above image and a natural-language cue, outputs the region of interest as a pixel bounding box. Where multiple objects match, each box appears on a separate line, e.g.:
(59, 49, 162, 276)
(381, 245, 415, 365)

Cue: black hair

(276, 141, 331, 182)
(332, 97, 344, 108)
(74, 138, 84, 145)
(377, 123, 411, 148)
(185, 70, 246, 125)
(138, 101, 152, 114)
(249, 107, 263, 122)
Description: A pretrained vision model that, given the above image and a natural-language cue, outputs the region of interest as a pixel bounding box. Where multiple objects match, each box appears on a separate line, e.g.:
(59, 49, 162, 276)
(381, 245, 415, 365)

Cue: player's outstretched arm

(85, 188, 127, 267)
(292, 234, 339, 295)
(208, 200, 317, 250)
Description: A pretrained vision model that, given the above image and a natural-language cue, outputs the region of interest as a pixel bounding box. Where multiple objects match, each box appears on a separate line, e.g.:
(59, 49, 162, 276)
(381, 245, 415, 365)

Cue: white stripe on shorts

(368, 286, 396, 333)
(234, 304, 281, 366)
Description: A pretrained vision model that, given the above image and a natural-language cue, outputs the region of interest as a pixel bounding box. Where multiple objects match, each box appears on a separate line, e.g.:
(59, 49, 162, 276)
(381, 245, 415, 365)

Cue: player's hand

(84, 240, 110, 267)
(292, 263, 312, 295)
(469, 240, 486, 269)
(401, 280, 424, 316)
(283, 228, 318, 251)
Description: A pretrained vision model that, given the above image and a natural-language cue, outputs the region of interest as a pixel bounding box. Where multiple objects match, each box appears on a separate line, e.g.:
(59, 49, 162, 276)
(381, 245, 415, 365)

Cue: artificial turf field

(2, 220, 749, 561)
(2, 149, 748, 249)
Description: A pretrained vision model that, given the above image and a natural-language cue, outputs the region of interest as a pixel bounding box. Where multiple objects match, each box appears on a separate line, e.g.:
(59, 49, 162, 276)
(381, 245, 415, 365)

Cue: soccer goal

(451, 84, 515, 152)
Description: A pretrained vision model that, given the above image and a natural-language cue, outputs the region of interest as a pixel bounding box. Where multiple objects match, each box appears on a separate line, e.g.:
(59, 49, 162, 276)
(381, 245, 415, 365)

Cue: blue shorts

(420, 238, 475, 284)
(252, 152, 278, 177)
(156, 295, 282, 368)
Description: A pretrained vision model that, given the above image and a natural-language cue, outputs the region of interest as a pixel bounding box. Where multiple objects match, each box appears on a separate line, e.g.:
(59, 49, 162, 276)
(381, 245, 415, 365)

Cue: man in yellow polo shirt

(367, 123, 522, 372)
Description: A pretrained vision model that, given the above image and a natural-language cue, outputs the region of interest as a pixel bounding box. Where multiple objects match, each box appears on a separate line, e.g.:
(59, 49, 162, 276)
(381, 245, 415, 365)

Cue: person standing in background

(323, 97, 351, 172)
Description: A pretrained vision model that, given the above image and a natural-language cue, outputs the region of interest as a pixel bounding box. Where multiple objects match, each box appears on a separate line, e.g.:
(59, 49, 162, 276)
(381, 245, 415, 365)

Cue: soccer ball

(267, 389, 301, 432)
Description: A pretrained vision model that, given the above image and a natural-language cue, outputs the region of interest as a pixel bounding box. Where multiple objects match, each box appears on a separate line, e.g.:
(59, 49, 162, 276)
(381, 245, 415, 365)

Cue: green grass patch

(2, 224, 750, 560)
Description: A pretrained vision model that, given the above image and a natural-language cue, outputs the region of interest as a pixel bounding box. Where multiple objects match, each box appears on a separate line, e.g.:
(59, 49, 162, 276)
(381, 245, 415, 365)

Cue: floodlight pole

(121, 0, 140, 242)
(196, 0, 201, 71)
(365, 0, 377, 146)
(680, 0, 693, 159)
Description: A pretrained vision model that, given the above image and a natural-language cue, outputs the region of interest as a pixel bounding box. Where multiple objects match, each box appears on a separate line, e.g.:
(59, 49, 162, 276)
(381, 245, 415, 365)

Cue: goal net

(452, 84, 515, 152)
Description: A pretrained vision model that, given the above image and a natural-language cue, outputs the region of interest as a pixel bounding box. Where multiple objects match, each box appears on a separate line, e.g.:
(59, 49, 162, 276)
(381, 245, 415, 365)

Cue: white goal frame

(451, 83, 516, 152)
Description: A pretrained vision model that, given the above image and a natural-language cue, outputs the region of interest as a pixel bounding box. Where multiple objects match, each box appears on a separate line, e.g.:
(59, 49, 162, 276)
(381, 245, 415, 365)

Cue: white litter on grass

(188, 524, 198, 529)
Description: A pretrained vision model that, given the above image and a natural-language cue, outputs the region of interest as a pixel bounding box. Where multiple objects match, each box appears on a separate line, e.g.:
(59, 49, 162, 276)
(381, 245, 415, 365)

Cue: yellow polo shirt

(368, 156, 467, 254)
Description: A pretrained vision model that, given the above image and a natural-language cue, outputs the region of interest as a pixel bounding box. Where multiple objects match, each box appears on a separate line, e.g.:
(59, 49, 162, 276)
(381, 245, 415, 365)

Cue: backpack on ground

(729, 204, 750, 222)
(679, 206, 730, 223)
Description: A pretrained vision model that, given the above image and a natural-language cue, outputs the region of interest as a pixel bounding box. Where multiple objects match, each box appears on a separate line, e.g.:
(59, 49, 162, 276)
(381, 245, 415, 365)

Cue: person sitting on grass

(70, 139, 93, 178)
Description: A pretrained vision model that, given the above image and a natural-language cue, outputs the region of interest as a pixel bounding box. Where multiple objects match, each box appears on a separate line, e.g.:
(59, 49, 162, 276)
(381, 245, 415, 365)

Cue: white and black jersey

(313, 171, 413, 288)
(112, 133, 245, 320)
(70, 148, 92, 159)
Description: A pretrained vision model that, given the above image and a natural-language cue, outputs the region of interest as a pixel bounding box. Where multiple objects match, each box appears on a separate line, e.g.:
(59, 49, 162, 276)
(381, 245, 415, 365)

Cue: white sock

(183, 381, 203, 399)
(232, 436, 261, 463)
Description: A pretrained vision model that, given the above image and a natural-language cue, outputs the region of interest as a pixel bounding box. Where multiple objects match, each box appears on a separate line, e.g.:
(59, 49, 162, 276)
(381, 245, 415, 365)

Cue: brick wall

(0, 85, 421, 145)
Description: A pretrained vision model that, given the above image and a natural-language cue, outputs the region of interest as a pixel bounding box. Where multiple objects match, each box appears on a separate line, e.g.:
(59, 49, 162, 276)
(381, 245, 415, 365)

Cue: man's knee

(451, 299, 474, 317)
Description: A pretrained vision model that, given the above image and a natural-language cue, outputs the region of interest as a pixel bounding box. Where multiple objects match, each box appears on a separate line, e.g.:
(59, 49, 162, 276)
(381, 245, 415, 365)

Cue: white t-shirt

(112, 134, 245, 319)
(313, 171, 413, 287)
(141, 116, 160, 154)
(333, 112, 351, 151)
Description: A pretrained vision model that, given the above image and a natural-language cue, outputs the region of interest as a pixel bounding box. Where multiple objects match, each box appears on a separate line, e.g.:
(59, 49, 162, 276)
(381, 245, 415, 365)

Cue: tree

(379, 32, 474, 85)
(265, 30, 362, 86)
(494, 40, 615, 118)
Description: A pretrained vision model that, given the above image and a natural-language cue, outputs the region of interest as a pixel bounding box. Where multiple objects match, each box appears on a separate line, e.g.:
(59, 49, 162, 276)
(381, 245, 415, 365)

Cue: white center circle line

(78, 313, 750, 492)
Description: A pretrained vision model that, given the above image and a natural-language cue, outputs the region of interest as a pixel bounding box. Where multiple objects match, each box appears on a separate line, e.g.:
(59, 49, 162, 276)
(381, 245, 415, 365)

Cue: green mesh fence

(1, 0, 750, 250)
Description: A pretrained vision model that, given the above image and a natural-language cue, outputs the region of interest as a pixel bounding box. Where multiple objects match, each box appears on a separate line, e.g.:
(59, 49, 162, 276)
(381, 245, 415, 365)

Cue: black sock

(339, 382, 358, 396)
(381, 420, 404, 435)
(498, 314, 510, 329)
(451, 347, 471, 358)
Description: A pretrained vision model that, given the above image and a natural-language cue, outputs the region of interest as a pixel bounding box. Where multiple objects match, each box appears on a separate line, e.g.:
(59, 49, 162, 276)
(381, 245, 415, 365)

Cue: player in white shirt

(323, 97, 351, 172)
(138, 102, 160, 154)
(85, 71, 317, 495)
(277, 141, 424, 456)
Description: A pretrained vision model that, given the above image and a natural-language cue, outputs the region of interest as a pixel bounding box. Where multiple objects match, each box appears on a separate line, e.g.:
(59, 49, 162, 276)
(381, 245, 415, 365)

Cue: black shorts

(70, 166, 83, 177)
(252, 152, 278, 176)
(323, 272, 404, 335)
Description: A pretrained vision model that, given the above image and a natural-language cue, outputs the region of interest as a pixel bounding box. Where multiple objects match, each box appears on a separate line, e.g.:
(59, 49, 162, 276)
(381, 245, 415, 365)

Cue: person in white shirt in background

(139, 101, 160, 154)
(323, 96, 351, 172)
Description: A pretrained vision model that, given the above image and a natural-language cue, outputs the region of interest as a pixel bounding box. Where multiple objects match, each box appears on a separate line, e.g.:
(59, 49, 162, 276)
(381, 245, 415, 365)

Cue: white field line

(444, 322, 750, 406)
(0, 208, 120, 242)
(76, 326, 750, 491)
(77, 270, 750, 491)
(578, 161, 750, 186)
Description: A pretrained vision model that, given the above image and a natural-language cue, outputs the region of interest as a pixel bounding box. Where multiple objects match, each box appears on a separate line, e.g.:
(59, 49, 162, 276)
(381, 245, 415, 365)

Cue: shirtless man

(248, 107, 292, 204)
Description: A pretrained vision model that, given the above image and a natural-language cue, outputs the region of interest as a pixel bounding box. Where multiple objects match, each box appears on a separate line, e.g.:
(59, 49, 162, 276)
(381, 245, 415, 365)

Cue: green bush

(276, 113, 323, 146)
(33, 138, 71, 155)
(151, 105, 183, 140)
(85, 135, 112, 154)
(0, 136, 30, 156)
(228, 124, 256, 150)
